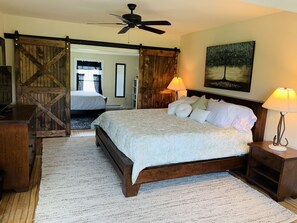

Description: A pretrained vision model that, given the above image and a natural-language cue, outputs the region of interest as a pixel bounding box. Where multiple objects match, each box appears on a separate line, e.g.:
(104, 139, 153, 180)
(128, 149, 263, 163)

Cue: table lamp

(167, 77, 186, 100)
(262, 88, 297, 151)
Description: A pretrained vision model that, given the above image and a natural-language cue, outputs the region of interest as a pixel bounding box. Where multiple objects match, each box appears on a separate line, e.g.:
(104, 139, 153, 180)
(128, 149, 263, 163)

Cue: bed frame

(95, 90, 267, 197)
(71, 108, 106, 116)
(71, 93, 107, 116)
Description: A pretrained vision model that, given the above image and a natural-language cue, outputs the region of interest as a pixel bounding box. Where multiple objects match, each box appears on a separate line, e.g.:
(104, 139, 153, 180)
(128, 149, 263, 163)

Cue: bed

(95, 90, 267, 197)
(71, 90, 107, 115)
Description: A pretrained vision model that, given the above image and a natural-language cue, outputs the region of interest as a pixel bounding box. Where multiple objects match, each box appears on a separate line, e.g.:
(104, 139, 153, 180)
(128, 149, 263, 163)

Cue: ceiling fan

(90, 3, 171, 35)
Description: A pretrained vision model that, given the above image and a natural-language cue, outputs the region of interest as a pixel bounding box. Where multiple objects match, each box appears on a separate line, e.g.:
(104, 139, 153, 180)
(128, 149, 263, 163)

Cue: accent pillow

(168, 100, 184, 115)
(167, 96, 198, 115)
(175, 103, 192, 118)
(189, 108, 210, 123)
(206, 99, 257, 133)
(179, 96, 199, 104)
(191, 95, 207, 110)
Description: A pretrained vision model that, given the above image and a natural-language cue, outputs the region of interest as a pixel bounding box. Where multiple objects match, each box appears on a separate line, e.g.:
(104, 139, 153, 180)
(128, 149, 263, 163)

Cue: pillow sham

(175, 103, 192, 118)
(190, 108, 210, 123)
(206, 99, 231, 128)
(206, 99, 257, 133)
(191, 95, 207, 110)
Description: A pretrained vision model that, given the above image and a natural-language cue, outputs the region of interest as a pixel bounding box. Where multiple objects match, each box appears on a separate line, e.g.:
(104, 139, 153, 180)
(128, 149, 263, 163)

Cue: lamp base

(268, 144, 287, 152)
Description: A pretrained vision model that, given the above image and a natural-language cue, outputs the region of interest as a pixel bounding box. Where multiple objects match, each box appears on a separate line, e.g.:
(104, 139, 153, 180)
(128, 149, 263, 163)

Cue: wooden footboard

(96, 126, 247, 197)
(96, 127, 140, 196)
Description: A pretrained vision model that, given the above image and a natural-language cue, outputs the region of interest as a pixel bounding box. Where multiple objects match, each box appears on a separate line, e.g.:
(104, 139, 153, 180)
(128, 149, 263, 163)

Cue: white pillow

(227, 103, 257, 133)
(206, 99, 257, 133)
(178, 96, 199, 104)
(175, 103, 192, 118)
(167, 96, 198, 115)
(168, 100, 184, 115)
(190, 108, 210, 123)
(206, 99, 232, 128)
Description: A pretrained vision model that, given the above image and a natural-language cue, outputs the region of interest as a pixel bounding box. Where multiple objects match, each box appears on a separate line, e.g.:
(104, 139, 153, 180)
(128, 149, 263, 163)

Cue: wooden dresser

(0, 105, 36, 192)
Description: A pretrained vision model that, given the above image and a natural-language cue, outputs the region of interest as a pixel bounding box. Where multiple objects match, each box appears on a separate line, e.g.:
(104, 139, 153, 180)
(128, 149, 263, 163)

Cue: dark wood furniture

(246, 141, 297, 201)
(0, 105, 36, 192)
(95, 90, 267, 197)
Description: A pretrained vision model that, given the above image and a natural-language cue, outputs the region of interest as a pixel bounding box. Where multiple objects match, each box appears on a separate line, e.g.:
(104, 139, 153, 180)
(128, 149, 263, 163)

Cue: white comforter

(97, 109, 252, 184)
(71, 91, 106, 110)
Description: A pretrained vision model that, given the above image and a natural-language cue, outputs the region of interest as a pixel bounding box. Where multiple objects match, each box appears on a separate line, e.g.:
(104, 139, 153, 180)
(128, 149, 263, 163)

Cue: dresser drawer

(251, 147, 282, 171)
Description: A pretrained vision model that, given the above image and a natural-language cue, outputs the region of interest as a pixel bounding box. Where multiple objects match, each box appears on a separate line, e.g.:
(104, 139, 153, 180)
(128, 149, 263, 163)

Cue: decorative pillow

(191, 95, 207, 110)
(168, 100, 184, 115)
(167, 96, 198, 115)
(190, 108, 210, 123)
(175, 103, 192, 118)
(179, 96, 199, 104)
(206, 99, 257, 133)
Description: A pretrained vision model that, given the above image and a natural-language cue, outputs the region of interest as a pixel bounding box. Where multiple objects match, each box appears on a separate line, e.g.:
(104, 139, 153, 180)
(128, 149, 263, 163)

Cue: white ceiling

(0, 0, 295, 36)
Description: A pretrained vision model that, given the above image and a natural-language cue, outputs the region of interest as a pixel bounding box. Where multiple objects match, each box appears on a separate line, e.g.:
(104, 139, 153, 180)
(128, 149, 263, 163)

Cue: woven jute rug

(35, 136, 297, 223)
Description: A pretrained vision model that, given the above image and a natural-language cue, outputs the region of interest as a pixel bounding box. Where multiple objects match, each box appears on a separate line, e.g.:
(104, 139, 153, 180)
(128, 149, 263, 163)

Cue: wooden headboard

(187, 89, 267, 142)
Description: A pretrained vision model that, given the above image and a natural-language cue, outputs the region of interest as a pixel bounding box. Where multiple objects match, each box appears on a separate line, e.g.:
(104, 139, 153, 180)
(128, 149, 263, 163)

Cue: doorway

(70, 44, 139, 130)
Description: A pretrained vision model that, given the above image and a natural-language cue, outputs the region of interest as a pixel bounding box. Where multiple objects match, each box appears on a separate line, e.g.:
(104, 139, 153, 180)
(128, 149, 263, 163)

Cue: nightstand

(246, 141, 297, 201)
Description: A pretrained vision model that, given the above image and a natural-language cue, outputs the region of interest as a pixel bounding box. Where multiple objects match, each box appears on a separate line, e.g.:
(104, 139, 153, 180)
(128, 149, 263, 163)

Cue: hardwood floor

(0, 155, 41, 223)
(0, 133, 296, 223)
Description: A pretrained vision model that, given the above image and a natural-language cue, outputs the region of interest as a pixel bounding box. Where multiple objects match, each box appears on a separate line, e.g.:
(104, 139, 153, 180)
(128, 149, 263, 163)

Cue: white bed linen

(97, 109, 253, 184)
(71, 91, 106, 110)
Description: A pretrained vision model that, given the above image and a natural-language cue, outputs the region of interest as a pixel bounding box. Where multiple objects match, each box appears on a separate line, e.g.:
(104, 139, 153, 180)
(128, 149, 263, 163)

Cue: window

(76, 60, 103, 93)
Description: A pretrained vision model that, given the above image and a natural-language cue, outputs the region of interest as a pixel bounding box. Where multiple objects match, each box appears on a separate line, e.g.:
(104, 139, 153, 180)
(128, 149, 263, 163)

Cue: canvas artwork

(204, 41, 255, 92)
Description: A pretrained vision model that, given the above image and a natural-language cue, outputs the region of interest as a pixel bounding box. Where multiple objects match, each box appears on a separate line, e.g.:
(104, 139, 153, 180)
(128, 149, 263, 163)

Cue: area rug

(70, 116, 96, 130)
(35, 136, 297, 223)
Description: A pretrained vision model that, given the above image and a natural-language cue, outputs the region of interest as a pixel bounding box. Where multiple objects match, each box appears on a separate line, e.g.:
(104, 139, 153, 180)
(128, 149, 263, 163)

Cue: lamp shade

(262, 88, 297, 112)
(167, 77, 186, 91)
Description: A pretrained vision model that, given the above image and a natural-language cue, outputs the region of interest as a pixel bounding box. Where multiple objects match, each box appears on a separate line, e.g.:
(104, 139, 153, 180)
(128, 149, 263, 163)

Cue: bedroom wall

(71, 49, 139, 108)
(0, 12, 3, 37)
(179, 11, 297, 148)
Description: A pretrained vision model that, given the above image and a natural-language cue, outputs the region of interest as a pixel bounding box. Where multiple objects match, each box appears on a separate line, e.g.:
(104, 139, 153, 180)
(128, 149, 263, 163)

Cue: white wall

(71, 49, 139, 107)
(0, 12, 3, 37)
(179, 12, 297, 148)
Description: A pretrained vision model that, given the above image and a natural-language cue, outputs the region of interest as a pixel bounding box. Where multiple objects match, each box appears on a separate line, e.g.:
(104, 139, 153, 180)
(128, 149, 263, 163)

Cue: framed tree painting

(204, 41, 255, 92)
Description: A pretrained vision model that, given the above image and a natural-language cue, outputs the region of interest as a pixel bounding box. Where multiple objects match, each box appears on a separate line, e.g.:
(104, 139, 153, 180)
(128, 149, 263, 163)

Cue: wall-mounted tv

(0, 66, 12, 113)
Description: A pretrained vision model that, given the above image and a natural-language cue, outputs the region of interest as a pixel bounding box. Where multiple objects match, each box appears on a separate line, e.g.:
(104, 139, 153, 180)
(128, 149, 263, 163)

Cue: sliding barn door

(15, 36, 70, 137)
(138, 48, 178, 109)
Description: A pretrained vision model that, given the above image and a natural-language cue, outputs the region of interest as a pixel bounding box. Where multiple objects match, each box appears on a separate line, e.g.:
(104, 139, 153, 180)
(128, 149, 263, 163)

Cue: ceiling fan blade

(87, 22, 125, 25)
(110, 13, 130, 24)
(118, 26, 130, 34)
(140, 21, 171, 26)
(138, 25, 165, 34)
